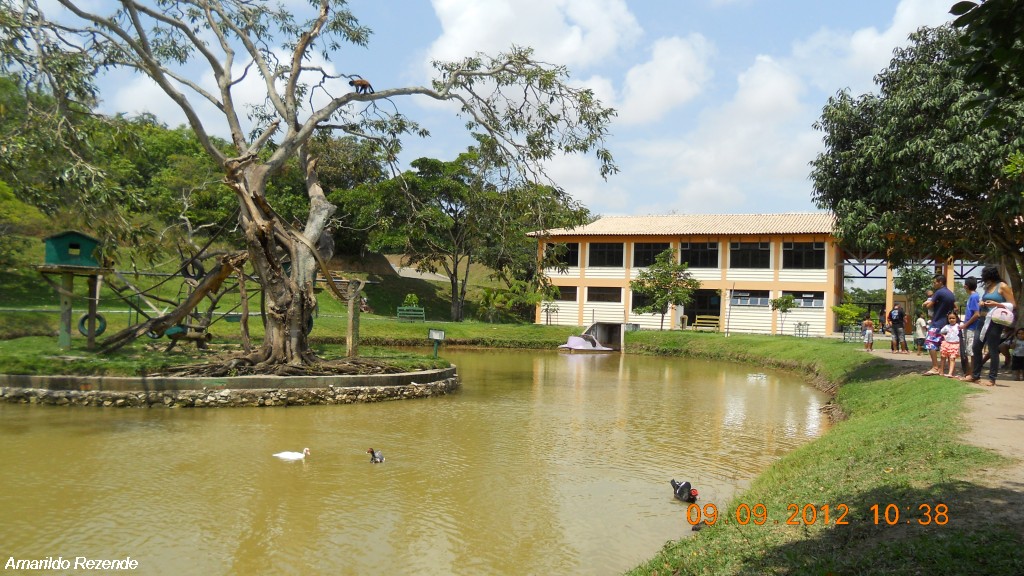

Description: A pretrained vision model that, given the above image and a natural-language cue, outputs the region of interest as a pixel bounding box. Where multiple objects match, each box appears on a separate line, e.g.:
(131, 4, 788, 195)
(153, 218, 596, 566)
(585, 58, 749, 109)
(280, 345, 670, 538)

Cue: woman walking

(963, 266, 1016, 386)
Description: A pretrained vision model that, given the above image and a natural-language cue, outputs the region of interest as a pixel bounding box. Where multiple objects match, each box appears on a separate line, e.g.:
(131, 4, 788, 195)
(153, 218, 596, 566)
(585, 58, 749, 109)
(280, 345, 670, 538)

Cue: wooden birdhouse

(43, 231, 102, 268)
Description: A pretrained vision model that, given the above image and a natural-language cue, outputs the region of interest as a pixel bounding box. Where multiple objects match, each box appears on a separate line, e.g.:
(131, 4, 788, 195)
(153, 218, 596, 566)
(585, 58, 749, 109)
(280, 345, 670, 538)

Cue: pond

(0, 349, 829, 575)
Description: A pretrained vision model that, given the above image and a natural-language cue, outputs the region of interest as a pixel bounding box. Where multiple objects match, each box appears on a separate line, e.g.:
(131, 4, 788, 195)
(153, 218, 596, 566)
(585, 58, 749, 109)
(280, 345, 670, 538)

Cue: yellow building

(532, 212, 842, 336)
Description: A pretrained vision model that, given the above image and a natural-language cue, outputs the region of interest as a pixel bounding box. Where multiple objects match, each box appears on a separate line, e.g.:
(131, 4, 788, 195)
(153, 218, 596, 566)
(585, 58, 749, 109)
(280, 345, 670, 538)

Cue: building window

(729, 242, 771, 269)
(631, 290, 653, 311)
(782, 242, 825, 269)
(587, 287, 621, 302)
(782, 291, 825, 308)
(554, 286, 577, 301)
(633, 243, 670, 268)
(588, 243, 624, 267)
(730, 289, 770, 307)
(546, 243, 579, 267)
(679, 242, 719, 268)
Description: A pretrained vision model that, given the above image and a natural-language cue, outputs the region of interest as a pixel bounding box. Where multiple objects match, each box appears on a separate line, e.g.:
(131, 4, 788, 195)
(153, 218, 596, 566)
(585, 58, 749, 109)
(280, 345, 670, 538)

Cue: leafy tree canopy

(811, 25, 1024, 295)
(950, 0, 1024, 108)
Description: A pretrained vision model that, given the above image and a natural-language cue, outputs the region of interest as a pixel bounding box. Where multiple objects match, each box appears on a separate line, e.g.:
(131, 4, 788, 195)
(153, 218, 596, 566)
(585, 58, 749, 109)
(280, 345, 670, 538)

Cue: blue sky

(92, 0, 956, 217)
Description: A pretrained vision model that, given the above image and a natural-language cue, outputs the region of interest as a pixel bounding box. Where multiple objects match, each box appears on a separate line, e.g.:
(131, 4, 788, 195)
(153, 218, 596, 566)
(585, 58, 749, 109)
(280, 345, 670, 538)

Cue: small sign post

(428, 328, 445, 358)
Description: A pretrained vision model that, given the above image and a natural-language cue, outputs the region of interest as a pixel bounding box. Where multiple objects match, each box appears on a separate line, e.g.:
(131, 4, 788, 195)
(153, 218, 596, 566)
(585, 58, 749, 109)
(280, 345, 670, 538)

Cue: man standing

(923, 274, 956, 375)
(960, 277, 981, 375)
(888, 304, 909, 353)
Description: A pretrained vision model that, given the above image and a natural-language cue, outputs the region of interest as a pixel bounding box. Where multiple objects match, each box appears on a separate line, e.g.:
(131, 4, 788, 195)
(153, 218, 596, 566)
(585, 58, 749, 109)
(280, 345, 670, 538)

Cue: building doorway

(681, 289, 721, 328)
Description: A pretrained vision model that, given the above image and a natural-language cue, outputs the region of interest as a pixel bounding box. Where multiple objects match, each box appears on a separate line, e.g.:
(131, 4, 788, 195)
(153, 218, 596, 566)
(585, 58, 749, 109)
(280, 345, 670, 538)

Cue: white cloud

(577, 0, 957, 216)
(547, 154, 631, 214)
(616, 35, 713, 125)
(618, 55, 809, 214)
(793, 0, 953, 94)
(426, 0, 642, 70)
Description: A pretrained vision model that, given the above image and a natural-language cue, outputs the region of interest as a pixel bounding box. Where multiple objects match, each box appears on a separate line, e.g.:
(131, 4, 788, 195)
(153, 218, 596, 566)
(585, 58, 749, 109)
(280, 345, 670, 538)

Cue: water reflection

(0, 349, 827, 575)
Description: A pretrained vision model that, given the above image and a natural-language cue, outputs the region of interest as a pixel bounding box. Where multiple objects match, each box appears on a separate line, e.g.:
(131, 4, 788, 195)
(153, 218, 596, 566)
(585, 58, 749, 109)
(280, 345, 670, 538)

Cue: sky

(91, 0, 958, 218)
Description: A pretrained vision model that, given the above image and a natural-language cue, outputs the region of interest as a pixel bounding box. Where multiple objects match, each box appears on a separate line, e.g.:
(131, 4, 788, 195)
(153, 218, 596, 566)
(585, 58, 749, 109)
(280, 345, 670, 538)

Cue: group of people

(862, 303, 912, 353)
(922, 267, 1018, 384)
(862, 266, 1022, 384)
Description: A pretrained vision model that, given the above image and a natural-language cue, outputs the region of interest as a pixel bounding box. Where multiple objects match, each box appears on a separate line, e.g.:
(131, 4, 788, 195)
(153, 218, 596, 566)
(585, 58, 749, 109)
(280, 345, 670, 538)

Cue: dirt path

(865, 347, 1024, 535)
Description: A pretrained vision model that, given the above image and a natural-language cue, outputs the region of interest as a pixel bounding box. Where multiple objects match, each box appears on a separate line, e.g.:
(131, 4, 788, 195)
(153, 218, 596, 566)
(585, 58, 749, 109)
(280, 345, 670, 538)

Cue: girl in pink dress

(939, 312, 961, 378)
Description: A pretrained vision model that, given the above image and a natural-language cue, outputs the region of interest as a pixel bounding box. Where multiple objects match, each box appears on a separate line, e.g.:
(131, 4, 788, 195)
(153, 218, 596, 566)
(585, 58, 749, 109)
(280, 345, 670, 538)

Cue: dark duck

(367, 448, 385, 463)
(670, 479, 699, 503)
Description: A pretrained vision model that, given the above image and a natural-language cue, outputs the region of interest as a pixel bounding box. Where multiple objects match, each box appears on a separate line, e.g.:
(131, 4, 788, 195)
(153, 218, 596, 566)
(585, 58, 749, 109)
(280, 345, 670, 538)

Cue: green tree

(844, 286, 886, 305)
(9, 1, 616, 367)
(474, 279, 547, 323)
(951, 0, 1024, 178)
(893, 265, 934, 320)
(388, 152, 490, 322)
(951, 0, 1024, 108)
(811, 25, 1024, 299)
(476, 179, 589, 311)
(629, 248, 701, 331)
(770, 294, 797, 335)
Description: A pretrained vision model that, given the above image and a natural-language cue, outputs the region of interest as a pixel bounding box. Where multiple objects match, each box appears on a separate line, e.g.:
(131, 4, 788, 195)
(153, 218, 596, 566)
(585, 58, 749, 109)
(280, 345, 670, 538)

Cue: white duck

(273, 447, 310, 461)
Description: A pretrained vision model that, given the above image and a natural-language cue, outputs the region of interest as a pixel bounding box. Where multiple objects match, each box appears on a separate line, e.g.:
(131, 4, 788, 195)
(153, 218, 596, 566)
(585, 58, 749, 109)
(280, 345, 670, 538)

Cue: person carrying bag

(965, 266, 1017, 386)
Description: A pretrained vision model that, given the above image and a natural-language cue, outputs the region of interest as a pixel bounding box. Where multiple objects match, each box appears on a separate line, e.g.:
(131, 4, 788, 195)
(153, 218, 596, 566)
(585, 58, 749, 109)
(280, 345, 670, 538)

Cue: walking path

(866, 347, 1024, 534)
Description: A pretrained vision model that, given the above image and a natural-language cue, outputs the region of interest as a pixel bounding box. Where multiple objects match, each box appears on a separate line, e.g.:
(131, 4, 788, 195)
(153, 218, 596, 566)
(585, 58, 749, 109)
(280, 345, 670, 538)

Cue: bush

(832, 302, 867, 329)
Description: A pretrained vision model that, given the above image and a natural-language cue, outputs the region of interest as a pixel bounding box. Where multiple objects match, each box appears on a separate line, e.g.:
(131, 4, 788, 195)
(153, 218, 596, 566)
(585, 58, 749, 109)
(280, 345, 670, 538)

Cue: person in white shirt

(939, 312, 961, 378)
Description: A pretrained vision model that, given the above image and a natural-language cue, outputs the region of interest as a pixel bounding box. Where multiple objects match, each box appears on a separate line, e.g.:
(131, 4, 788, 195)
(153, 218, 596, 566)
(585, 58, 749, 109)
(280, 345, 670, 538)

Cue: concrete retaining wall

(0, 367, 460, 408)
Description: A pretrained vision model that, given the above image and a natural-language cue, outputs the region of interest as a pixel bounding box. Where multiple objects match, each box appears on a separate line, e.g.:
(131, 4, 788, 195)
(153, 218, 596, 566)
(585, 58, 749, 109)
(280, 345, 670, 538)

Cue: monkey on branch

(348, 77, 374, 94)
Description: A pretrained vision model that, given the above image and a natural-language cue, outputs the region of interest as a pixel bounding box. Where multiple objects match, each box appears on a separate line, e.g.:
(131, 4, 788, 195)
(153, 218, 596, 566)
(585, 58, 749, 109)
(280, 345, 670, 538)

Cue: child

(1013, 328, 1024, 381)
(862, 316, 874, 352)
(914, 312, 928, 355)
(939, 312, 961, 378)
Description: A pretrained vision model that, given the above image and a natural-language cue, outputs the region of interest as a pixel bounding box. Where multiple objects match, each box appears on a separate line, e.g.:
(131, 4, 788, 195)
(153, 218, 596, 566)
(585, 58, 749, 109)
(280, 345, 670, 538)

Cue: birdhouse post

(37, 231, 111, 350)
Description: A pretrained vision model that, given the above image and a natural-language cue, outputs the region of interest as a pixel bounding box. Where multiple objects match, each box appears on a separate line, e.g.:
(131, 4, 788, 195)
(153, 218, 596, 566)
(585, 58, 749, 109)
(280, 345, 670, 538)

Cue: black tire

(78, 313, 107, 336)
(182, 259, 205, 280)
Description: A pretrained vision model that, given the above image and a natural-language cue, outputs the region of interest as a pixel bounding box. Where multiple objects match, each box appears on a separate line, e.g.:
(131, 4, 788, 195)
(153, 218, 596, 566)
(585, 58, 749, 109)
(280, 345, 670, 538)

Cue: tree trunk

(458, 254, 472, 321)
(231, 160, 334, 367)
(346, 288, 361, 357)
(449, 272, 462, 321)
(240, 226, 317, 366)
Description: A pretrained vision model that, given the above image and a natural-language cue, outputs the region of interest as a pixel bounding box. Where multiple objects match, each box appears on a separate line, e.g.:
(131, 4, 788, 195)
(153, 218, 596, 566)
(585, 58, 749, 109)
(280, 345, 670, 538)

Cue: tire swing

(182, 258, 205, 281)
(78, 313, 107, 336)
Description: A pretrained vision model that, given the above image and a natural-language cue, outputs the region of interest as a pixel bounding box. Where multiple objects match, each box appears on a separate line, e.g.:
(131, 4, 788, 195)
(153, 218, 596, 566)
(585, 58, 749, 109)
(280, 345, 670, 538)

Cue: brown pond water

(0, 349, 828, 575)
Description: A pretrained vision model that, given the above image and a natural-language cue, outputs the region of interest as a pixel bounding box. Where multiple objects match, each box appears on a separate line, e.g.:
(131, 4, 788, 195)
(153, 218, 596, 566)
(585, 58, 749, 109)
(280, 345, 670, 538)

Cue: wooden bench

(843, 326, 862, 343)
(690, 315, 720, 332)
(396, 306, 425, 322)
